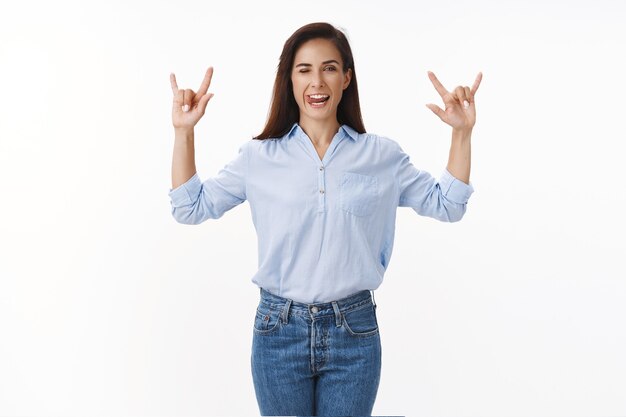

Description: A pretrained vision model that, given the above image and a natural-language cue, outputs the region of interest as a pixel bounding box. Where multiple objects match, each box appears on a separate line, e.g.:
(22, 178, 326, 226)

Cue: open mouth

(306, 94, 330, 108)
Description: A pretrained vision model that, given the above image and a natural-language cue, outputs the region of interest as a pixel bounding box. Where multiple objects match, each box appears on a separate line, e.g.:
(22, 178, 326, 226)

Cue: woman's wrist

(451, 127, 472, 141)
(174, 127, 195, 142)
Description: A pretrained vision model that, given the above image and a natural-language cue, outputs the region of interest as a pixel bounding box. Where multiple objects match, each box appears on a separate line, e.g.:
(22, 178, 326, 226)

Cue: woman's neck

(298, 118, 341, 147)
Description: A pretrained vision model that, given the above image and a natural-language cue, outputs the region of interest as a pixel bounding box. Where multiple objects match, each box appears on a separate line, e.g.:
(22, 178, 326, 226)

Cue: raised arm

(170, 67, 215, 189)
(167, 67, 249, 225)
(425, 71, 482, 185)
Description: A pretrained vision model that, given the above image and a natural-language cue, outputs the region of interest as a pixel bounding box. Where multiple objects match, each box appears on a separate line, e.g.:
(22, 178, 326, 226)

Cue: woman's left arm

(425, 71, 482, 185)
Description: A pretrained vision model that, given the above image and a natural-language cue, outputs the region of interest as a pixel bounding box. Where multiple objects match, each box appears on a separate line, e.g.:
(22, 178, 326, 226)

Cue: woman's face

(291, 38, 352, 125)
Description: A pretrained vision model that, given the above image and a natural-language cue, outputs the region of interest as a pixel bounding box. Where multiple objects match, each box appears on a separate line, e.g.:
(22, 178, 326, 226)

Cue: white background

(1, 0, 625, 416)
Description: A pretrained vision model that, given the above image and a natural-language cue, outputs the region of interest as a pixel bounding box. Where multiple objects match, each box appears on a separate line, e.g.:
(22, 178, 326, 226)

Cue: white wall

(1, 0, 625, 415)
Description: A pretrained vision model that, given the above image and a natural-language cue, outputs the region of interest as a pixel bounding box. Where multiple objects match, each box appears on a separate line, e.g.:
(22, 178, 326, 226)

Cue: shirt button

(311, 306, 319, 313)
(319, 189, 324, 194)
(319, 166, 324, 171)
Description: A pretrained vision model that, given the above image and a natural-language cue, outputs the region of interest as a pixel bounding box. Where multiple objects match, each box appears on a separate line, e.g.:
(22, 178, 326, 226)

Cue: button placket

(317, 164, 326, 212)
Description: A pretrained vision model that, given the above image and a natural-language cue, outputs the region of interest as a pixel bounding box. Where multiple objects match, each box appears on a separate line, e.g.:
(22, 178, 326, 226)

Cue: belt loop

(331, 301, 342, 327)
(371, 290, 377, 309)
(281, 299, 292, 325)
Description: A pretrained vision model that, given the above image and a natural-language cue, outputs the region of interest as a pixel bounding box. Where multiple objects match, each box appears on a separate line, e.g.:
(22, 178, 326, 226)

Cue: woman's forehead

(294, 38, 342, 63)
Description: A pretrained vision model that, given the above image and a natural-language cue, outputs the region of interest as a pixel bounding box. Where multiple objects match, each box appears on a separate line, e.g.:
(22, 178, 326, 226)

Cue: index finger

(170, 73, 178, 94)
(470, 72, 483, 95)
(197, 66, 214, 96)
(427, 71, 449, 98)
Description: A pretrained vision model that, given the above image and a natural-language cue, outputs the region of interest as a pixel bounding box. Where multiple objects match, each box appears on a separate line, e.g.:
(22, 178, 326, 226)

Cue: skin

(168, 67, 214, 189)
(290, 38, 352, 152)
(425, 71, 483, 184)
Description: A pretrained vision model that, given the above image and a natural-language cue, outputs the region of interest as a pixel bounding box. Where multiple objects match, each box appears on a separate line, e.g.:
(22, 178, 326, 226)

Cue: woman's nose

(310, 71, 324, 87)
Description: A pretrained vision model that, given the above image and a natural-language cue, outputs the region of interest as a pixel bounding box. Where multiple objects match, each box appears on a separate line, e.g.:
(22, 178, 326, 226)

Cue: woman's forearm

(446, 128, 472, 185)
(171, 128, 197, 189)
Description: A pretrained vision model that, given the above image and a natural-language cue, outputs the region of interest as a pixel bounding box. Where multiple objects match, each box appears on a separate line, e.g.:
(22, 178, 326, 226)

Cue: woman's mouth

(306, 94, 330, 108)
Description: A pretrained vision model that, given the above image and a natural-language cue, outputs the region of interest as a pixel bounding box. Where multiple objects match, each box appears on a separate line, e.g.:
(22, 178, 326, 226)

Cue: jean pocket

(342, 303, 379, 337)
(340, 172, 379, 217)
(253, 303, 282, 335)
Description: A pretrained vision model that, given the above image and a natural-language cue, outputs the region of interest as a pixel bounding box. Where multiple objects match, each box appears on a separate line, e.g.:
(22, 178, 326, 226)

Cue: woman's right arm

(170, 67, 214, 189)
(168, 67, 249, 225)
(171, 128, 196, 189)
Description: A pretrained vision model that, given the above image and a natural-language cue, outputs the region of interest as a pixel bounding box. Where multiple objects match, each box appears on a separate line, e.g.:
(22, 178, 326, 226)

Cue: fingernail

(182, 104, 189, 112)
(463, 100, 469, 109)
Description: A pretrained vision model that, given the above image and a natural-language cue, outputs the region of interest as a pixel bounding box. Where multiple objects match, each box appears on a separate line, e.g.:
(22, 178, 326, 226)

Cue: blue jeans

(251, 287, 382, 416)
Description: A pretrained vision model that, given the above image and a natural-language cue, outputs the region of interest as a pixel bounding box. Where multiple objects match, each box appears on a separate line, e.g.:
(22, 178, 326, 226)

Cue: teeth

(309, 94, 329, 99)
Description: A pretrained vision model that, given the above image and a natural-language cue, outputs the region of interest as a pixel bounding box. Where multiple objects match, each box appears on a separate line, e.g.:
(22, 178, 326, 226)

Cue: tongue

(309, 96, 328, 103)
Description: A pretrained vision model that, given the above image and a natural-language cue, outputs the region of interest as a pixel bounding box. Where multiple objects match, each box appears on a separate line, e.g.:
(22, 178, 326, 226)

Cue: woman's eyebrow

(295, 59, 340, 68)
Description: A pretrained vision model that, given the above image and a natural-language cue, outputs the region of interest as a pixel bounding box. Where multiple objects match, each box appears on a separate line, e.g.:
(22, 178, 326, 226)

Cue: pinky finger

(172, 89, 184, 108)
(170, 73, 178, 93)
(471, 72, 483, 95)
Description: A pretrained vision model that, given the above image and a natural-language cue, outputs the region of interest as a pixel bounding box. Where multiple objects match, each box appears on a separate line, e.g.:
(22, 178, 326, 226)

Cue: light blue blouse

(168, 122, 474, 303)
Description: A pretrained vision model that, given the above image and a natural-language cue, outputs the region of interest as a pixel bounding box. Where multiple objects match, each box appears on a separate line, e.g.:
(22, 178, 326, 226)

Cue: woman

(168, 22, 481, 416)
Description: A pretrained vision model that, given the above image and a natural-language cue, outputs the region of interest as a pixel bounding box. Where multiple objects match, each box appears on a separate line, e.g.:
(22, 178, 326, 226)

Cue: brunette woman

(168, 21, 481, 416)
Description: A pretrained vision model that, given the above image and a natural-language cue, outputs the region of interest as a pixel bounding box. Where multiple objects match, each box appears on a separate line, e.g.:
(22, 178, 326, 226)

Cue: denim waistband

(259, 287, 375, 325)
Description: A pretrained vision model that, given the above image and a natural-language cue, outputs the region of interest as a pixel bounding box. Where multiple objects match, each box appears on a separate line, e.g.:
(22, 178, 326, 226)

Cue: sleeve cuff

(168, 172, 202, 208)
(439, 168, 475, 204)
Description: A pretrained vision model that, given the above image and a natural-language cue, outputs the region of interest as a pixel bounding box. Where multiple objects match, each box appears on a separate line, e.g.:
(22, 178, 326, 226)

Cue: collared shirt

(168, 122, 475, 303)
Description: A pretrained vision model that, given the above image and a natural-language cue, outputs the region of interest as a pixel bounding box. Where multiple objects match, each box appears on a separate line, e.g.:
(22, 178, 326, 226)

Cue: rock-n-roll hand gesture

(425, 71, 482, 132)
(170, 66, 215, 130)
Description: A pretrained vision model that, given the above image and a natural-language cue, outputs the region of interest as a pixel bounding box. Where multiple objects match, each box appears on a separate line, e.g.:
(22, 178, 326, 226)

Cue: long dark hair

(254, 22, 366, 140)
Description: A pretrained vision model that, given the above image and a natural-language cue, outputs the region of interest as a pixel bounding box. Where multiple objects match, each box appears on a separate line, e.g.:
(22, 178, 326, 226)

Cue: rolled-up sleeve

(395, 142, 474, 222)
(168, 141, 249, 224)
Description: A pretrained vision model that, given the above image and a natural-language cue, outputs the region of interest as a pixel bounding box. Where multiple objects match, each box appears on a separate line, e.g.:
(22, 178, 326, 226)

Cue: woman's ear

(343, 68, 352, 90)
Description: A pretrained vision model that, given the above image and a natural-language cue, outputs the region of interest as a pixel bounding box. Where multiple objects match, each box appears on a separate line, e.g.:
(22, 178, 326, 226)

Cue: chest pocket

(340, 172, 379, 217)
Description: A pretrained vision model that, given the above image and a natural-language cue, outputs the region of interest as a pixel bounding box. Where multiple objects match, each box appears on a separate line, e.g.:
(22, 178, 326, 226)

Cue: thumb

(425, 103, 445, 121)
(198, 93, 214, 114)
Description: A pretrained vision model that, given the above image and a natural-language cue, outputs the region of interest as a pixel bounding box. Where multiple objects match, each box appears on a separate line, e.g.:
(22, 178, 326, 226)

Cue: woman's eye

(297, 67, 336, 73)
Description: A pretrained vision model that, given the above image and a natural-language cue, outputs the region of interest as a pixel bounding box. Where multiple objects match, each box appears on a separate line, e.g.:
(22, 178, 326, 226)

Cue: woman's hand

(170, 67, 215, 130)
(425, 71, 482, 132)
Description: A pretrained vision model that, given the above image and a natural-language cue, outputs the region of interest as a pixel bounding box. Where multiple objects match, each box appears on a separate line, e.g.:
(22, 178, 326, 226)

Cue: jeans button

(311, 306, 319, 314)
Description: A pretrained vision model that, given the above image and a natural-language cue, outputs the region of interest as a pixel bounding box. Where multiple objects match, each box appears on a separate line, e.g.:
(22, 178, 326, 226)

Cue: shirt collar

(286, 122, 359, 142)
